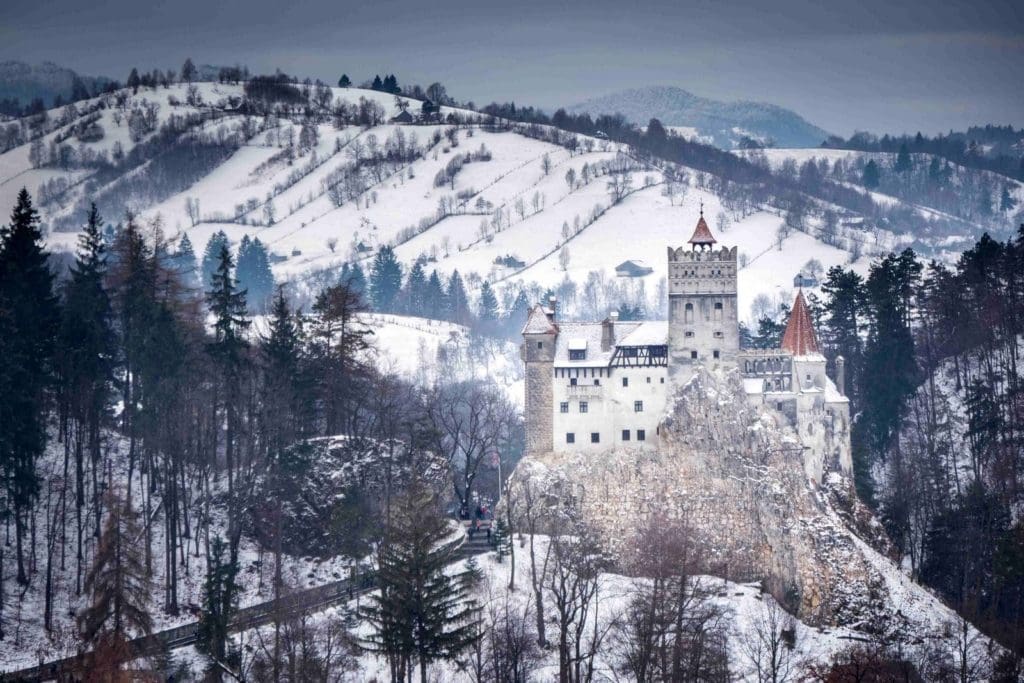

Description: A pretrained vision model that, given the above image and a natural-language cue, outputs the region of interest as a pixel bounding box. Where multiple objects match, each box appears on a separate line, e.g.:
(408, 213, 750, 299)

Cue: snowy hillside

(567, 85, 832, 149)
(0, 81, 1014, 330)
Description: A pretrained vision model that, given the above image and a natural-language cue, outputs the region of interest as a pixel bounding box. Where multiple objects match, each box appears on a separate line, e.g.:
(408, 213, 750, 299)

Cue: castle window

(684, 302, 694, 323)
(591, 432, 600, 443)
(579, 401, 588, 413)
(622, 429, 631, 441)
(569, 349, 586, 361)
(570, 378, 577, 386)
(714, 301, 723, 321)
(660, 377, 665, 384)
(646, 376, 651, 383)
(594, 379, 600, 386)
(714, 331, 723, 338)
(560, 402, 569, 413)
(685, 331, 694, 338)
(637, 429, 646, 441)
(622, 377, 629, 387)
(713, 350, 720, 359)
(634, 400, 644, 412)
(537, 341, 542, 349)
(566, 433, 575, 444)
(690, 351, 698, 359)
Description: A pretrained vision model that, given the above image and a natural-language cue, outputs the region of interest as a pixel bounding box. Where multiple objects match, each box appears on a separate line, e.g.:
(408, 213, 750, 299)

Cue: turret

(521, 301, 558, 454)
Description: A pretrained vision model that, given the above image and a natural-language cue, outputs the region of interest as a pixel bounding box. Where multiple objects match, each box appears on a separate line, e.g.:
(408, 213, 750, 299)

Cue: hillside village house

(521, 211, 852, 485)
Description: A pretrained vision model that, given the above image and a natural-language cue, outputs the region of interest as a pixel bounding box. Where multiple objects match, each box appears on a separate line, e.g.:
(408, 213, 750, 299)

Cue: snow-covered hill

(567, 85, 832, 148)
(0, 82, 1013, 330)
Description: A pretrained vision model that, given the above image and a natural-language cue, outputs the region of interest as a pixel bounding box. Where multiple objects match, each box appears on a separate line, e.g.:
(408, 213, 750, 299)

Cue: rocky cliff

(508, 368, 903, 630)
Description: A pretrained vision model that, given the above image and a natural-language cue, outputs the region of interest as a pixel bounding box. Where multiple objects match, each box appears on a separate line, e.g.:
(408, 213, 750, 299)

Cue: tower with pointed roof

(666, 207, 739, 377)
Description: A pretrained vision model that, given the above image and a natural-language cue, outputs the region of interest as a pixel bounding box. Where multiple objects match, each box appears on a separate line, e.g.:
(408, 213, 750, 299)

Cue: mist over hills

(567, 85, 832, 149)
(0, 60, 112, 109)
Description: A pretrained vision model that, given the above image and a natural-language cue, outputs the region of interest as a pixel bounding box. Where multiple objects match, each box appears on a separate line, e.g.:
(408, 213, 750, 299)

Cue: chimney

(601, 310, 618, 351)
(835, 355, 846, 396)
(547, 296, 557, 323)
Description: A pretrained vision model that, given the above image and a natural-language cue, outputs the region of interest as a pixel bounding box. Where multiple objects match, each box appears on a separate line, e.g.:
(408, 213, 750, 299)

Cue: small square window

(637, 429, 646, 441)
(690, 351, 698, 359)
(660, 377, 665, 384)
(569, 349, 586, 361)
(646, 376, 651, 384)
(622, 377, 629, 387)
(622, 429, 631, 441)
(590, 432, 600, 443)
(685, 331, 694, 338)
(713, 350, 720, 359)
(566, 432, 575, 444)
(594, 379, 600, 386)
(560, 402, 569, 413)
(579, 401, 588, 413)
(714, 302, 723, 310)
(537, 341, 542, 349)
(634, 400, 643, 412)
(570, 378, 578, 386)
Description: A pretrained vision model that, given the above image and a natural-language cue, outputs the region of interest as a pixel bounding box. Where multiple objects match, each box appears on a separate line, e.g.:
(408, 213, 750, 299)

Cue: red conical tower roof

(781, 290, 820, 356)
(688, 204, 717, 248)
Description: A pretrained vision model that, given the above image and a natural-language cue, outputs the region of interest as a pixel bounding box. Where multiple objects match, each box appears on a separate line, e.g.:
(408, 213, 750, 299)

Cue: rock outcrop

(507, 368, 898, 629)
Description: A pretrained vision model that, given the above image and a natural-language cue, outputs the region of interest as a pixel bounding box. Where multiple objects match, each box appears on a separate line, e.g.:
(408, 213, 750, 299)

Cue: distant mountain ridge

(0, 60, 112, 108)
(567, 85, 831, 149)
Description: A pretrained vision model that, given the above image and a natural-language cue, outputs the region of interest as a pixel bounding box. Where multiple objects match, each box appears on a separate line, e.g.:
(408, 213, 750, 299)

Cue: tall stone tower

(520, 299, 558, 454)
(667, 210, 739, 377)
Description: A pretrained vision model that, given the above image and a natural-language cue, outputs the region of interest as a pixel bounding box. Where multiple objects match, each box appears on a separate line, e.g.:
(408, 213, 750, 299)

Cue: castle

(521, 211, 852, 484)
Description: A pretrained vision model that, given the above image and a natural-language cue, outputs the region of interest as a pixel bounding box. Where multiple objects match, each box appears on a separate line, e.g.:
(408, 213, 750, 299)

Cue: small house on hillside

(793, 272, 818, 288)
(615, 260, 654, 277)
(390, 110, 413, 124)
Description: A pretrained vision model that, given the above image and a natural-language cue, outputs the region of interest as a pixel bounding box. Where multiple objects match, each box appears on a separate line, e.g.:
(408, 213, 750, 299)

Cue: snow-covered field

(2, 81, 1000, 337)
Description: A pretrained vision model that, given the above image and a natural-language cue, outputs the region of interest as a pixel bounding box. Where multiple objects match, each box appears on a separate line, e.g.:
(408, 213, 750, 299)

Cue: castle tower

(521, 299, 558, 454)
(667, 209, 739, 376)
(782, 289, 826, 391)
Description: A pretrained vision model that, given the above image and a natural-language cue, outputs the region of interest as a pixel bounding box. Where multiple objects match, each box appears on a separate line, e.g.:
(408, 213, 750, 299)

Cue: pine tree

(894, 143, 912, 174)
(126, 68, 141, 93)
(338, 74, 351, 88)
(0, 188, 59, 587)
(371, 75, 384, 91)
(78, 489, 152, 676)
(862, 159, 881, 189)
(201, 230, 229, 290)
(361, 480, 481, 683)
(261, 287, 304, 452)
(59, 203, 115, 594)
(492, 518, 511, 562)
(477, 281, 499, 335)
(424, 270, 446, 319)
(206, 244, 250, 493)
(235, 235, 274, 312)
(171, 233, 199, 288)
(310, 282, 372, 435)
(369, 245, 403, 312)
(340, 261, 368, 299)
(404, 261, 428, 314)
(446, 270, 471, 326)
(197, 535, 242, 676)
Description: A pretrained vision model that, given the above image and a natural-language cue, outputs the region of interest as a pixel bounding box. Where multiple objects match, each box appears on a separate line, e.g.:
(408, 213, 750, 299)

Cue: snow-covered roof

(552, 320, 666, 367)
(616, 321, 668, 346)
(522, 304, 557, 335)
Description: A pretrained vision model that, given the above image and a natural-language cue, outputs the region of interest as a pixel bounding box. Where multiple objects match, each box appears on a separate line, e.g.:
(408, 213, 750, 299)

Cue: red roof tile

(781, 290, 820, 356)
(688, 214, 717, 246)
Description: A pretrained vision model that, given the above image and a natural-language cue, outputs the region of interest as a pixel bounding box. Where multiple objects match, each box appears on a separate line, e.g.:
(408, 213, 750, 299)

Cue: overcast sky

(2, 0, 1021, 136)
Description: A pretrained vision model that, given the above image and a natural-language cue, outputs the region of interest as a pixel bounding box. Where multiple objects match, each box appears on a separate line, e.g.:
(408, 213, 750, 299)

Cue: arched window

(684, 302, 694, 323)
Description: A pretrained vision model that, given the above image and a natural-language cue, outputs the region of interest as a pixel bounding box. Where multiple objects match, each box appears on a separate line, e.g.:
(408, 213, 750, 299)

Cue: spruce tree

(446, 270, 471, 326)
(894, 143, 912, 174)
(338, 74, 351, 88)
(862, 159, 881, 189)
(478, 281, 499, 323)
(369, 245, 403, 312)
(404, 261, 428, 314)
(424, 270, 446, 320)
(206, 244, 250, 493)
(197, 535, 242, 675)
(236, 237, 274, 312)
(492, 518, 511, 562)
(361, 479, 481, 683)
(59, 203, 115, 591)
(0, 188, 59, 586)
(201, 230, 229, 291)
(172, 233, 199, 288)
